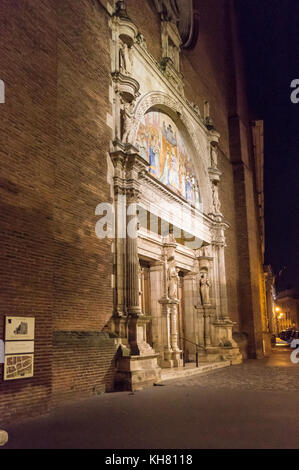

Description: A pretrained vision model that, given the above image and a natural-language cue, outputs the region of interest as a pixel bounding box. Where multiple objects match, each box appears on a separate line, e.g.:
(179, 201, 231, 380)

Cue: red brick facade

(0, 0, 266, 424)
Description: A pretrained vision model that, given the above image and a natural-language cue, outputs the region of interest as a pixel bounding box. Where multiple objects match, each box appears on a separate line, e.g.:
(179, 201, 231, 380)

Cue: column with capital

(125, 151, 151, 355)
(113, 149, 161, 390)
(110, 148, 127, 341)
(159, 235, 183, 368)
(209, 224, 242, 364)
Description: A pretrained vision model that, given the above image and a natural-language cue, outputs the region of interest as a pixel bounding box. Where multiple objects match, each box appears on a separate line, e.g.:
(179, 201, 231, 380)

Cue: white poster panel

(5, 341, 35, 354)
(5, 317, 35, 341)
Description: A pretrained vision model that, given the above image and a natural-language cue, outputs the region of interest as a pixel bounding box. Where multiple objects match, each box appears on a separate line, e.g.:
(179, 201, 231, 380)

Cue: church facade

(0, 0, 269, 423)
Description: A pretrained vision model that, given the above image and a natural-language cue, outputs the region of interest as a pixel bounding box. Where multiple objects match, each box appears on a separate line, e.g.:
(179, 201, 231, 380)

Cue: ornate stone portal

(108, 2, 241, 391)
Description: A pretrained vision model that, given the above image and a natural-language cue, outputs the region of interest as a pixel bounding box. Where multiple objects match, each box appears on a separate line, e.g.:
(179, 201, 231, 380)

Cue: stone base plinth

(205, 346, 242, 365)
(160, 350, 183, 368)
(115, 354, 161, 391)
(172, 350, 183, 367)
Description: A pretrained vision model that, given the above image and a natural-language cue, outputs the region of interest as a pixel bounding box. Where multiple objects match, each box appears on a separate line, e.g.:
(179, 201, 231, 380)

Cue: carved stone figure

(136, 32, 147, 49)
(119, 41, 133, 75)
(211, 145, 218, 168)
(212, 183, 221, 214)
(121, 100, 135, 144)
(167, 257, 179, 300)
(200, 271, 210, 305)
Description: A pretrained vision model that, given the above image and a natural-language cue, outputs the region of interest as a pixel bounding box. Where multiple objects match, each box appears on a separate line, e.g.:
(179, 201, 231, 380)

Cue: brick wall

(0, 0, 116, 424)
(52, 332, 117, 405)
(0, 0, 266, 424)
(0, 0, 56, 425)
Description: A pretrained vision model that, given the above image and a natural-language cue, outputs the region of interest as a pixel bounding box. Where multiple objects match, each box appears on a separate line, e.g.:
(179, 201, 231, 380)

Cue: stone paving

(2, 346, 299, 449)
(164, 346, 299, 392)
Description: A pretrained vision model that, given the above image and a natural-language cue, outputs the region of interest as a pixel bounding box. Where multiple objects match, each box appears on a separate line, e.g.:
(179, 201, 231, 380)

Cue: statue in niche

(200, 270, 210, 305)
(119, 40, 133, 75)
(121, 99, 135, 144)
(167, 257, 179, 300)
(211, 145, 218, 169)
(212, 183, 221, 214)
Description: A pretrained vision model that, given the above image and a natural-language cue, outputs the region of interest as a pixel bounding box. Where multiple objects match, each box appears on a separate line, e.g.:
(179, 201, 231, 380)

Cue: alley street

(2, 346, 299, 449)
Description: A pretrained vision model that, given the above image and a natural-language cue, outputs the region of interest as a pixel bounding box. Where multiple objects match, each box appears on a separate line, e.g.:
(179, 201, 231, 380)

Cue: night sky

(236, 0, 299, 292)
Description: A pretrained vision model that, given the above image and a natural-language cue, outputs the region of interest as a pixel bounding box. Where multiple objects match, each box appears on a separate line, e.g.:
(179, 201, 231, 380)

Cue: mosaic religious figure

(136, 111, 202, 209)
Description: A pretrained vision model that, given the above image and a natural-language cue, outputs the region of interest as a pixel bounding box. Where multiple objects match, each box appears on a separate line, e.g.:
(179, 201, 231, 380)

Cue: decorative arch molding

(132, 91, 213, 214)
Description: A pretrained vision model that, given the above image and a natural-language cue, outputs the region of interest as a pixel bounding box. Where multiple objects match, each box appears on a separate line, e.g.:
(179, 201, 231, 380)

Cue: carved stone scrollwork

(126, 186, 140, 204)
(211, 224, 227, 248)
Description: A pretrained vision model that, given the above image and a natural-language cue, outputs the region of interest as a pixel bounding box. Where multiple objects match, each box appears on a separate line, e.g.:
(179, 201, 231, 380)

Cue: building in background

(275, 288, 299, 332)
(0, 0, 271, 423)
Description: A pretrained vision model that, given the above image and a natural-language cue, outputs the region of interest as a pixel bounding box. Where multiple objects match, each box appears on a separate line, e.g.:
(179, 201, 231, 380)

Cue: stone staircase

(159, 360, 231, 382)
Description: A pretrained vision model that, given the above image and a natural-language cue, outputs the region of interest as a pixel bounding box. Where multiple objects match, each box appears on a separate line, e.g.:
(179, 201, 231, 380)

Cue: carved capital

(211, 223, 228, 247)
(126, 185, 141, 203)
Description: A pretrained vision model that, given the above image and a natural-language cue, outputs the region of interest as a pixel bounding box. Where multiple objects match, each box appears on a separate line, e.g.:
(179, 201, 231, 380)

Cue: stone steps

(160, 360, 231, 382)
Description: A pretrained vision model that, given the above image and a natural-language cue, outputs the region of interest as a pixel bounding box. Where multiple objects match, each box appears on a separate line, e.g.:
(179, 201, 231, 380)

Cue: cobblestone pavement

(165, 346, 299, 392)
(2, 346, 299, 449)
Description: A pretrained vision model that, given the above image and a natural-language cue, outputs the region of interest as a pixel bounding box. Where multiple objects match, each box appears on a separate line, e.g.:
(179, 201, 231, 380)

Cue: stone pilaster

(207, 223, 242, 364)
(183, 272, 197, 360)
(158, 235, 183, 368)
(126, 186, 141, 316)
(110, 147, 127, 318)
(111, 146, 161, 390)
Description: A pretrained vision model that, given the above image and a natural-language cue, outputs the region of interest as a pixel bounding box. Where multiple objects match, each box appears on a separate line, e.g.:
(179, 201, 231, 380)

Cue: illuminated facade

(0, 0, 270, 422)
(108, 1, 247, 389)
